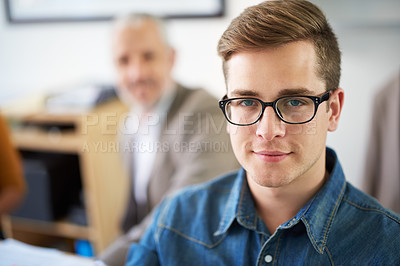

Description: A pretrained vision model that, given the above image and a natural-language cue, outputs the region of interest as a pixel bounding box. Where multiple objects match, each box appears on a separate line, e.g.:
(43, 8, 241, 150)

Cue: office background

(0, 0, 399, 189)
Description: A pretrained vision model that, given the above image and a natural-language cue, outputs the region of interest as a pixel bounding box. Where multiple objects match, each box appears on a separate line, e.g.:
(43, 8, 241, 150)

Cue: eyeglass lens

(225, 96, 316, 125)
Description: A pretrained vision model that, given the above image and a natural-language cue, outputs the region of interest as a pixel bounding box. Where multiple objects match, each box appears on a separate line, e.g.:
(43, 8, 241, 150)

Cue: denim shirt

(126, 148, 400, 265)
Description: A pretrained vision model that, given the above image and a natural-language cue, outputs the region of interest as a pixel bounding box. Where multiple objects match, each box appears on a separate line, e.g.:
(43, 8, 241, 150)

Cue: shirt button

(264, 255, 273, 263)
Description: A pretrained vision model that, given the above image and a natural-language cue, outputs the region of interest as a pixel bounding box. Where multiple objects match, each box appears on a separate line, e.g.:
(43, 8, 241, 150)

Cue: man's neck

(247, 168, 328, 234)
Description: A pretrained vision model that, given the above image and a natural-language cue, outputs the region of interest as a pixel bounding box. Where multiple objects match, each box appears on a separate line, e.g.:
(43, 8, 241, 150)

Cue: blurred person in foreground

(126, 1, 400, 265)
(98, 13, 238, 266)
(0, 114, 26, 237)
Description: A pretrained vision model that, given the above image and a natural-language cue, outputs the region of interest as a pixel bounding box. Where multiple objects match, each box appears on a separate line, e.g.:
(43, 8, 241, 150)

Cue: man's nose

(255, 107, 286, 141)
(127, 59, 147, 80)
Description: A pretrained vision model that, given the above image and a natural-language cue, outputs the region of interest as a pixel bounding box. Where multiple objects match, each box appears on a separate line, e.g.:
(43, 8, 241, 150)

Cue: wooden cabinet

(1, 99, 129, 255)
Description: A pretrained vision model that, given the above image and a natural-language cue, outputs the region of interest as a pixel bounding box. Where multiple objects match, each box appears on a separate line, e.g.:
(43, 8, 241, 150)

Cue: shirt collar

(214, 168, 249, 236)
(214, 168, 268, 236)
(214, 147, 347, 255)
(295, 147, 347, 254)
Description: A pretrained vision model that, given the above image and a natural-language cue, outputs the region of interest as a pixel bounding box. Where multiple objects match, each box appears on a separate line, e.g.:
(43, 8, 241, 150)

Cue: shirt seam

(159, 223, 228, 248)
(272, 233, 282, 266)
(301, 218, 320, 252)
(302, 181, 346, 253)
(325, 245, 335, 266)
(215, 183, 239, 235)
(237, 177, 256, 229)
(321, 181, 347, 249)
(342, 199, 400, 223)
(215, 171, 245, 235)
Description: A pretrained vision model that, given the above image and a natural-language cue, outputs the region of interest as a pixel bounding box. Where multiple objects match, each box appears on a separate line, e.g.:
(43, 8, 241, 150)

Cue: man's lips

(253, 150, 291, 162)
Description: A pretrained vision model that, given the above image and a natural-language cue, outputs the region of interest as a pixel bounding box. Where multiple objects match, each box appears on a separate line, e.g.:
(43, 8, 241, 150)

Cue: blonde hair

(217, 0, 341, 90)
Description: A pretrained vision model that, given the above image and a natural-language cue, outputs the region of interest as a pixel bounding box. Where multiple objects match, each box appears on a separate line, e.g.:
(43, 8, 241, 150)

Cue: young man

(99, 14, 238, 266)
(125, 1, 400, 265)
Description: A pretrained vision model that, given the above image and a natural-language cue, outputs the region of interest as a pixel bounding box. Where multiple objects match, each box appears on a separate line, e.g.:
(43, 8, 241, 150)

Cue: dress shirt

(126, 148, 400, 265)
(131, 85, 176, 205)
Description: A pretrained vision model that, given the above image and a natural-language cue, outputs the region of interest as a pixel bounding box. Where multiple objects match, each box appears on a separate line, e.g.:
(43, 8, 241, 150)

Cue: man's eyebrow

(229, 88, 316, 98)
(276, 88, 314, 97)
(229, 89, 259, 97)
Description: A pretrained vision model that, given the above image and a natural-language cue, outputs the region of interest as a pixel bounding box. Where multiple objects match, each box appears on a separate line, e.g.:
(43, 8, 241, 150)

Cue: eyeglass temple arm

(319, 91, 331, 103)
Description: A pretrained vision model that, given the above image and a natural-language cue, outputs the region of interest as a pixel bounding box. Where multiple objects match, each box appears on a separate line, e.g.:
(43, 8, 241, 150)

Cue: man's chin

(115, 87, 136, 107)
(116, 85, 163, 109)
(250, 171, 293, 188)
(133, 93, 158, 107)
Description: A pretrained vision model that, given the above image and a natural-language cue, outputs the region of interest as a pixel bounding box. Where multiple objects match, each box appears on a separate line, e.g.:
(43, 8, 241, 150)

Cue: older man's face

(113, 21, 175, 109)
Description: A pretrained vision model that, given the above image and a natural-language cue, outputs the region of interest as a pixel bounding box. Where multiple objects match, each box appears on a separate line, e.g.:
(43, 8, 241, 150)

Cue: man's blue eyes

(239, 100, 256, 106)
(238, 99, 303, 106)
(288, 100, 302, 106)
(235, 98, 308, 108)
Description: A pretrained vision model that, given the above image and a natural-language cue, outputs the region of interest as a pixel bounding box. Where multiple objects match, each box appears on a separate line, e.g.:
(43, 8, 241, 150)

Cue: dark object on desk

(45, 84, 117, 114)
(12, 151, 82, 222)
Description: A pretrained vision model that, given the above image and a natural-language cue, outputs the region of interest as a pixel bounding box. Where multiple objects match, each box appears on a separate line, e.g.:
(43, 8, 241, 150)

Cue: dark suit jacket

(100, 84, 239, 265)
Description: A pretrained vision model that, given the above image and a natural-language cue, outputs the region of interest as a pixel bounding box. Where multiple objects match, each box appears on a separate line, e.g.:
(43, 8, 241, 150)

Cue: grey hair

(112, 13, 171, 47)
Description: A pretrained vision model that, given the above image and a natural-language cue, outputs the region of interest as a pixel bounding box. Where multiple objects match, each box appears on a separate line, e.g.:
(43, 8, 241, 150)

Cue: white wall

(1, 0, 399, 188)
(0, 0, 261, 102)
(315, 0, 400, 188)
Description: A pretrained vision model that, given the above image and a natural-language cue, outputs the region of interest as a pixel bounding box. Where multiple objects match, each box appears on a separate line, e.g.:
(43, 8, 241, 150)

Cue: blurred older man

(99, 14, 238, 266)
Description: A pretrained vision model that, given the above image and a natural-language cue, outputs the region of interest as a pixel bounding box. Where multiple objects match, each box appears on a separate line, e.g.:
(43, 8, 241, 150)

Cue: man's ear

(328, 88, 344, 132)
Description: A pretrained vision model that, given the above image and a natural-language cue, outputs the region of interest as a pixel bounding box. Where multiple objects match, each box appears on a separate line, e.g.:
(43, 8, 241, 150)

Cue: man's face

(112, 21, 175, 109)
(226, 41, 339, 189)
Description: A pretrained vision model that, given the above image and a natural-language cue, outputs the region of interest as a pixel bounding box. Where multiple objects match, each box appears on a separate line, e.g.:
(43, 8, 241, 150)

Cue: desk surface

(0, 238, 95, 266)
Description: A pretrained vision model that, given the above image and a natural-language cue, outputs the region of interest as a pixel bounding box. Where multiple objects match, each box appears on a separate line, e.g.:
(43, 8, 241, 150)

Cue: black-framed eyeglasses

(219, 91, 331, 126)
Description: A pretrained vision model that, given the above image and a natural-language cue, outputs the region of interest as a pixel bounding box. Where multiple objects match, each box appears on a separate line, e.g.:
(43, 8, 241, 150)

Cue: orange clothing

(0, 114, 25, 196)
